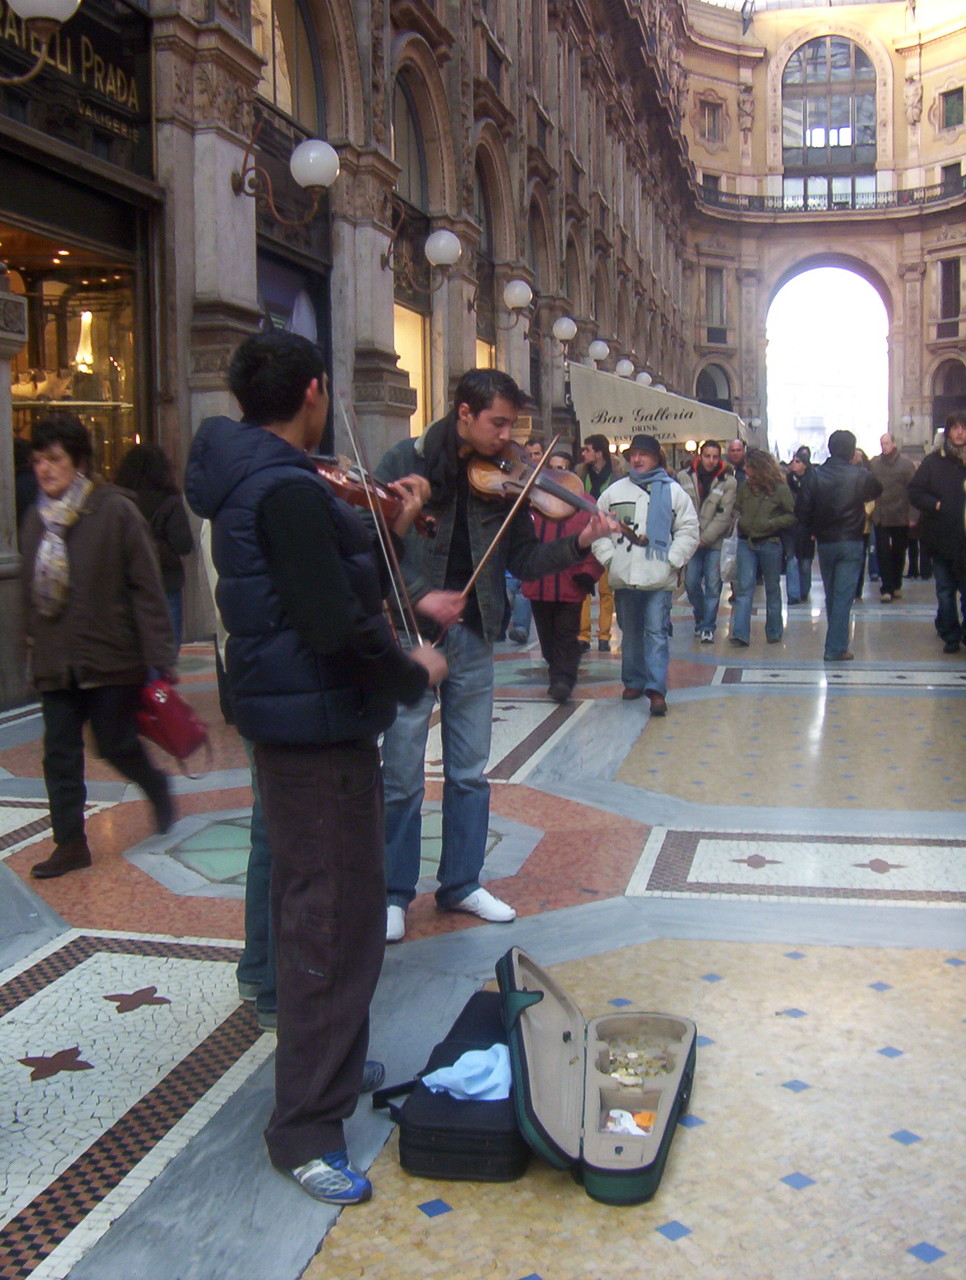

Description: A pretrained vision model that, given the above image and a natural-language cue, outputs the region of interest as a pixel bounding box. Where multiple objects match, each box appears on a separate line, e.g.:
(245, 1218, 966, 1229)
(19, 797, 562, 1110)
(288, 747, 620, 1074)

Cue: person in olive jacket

(794, 429, 882, 662)
(730, 449, 795, 647)
(20, 412, 177, 879)
(908, 412, 966, 653)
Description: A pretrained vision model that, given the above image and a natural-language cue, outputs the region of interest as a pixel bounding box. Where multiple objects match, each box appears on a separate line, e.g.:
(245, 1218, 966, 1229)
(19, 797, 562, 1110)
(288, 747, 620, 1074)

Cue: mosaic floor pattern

(312, 940, 966, 1280)
(0, 932, 270, 1280)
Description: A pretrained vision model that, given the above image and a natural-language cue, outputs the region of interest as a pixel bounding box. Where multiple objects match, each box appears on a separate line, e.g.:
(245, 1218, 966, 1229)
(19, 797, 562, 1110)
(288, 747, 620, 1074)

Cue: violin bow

(335, 392, 426, 648)
(459, 433, 563, 602)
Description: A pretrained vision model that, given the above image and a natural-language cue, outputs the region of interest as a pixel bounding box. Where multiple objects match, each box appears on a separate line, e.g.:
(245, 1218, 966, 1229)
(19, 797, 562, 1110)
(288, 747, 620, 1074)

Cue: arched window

(473, 161, 496, 367)
(251, 0, 323, 133)
(696, 364, 732, 412)
(932, 358, 966, 425)
(782, 36, 875, 210)
(392, 79, 427, 213)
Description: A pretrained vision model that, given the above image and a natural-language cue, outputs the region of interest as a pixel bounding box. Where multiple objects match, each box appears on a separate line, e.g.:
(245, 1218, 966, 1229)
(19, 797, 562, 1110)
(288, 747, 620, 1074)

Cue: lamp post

(2, 0, 83, 86)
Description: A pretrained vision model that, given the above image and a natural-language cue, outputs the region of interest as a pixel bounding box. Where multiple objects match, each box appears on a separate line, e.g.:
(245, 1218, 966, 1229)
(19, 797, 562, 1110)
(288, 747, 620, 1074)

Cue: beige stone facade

(683, 0, 966, 451)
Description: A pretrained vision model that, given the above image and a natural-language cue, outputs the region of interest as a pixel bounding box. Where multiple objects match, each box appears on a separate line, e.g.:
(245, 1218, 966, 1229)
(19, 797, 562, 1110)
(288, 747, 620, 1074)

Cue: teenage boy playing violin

(374, 367, 618, 944)
(186, 330, 446, 1207)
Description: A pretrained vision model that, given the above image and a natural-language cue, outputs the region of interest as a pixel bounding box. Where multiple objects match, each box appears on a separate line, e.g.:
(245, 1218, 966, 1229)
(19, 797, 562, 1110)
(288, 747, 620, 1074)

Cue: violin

(466, 442, 648, 547)
(315, 457, 437, 537)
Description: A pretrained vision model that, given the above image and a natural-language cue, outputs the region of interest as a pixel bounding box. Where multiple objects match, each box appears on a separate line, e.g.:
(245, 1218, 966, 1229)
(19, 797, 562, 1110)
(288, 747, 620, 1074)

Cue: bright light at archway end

(766, 267, 889, 463)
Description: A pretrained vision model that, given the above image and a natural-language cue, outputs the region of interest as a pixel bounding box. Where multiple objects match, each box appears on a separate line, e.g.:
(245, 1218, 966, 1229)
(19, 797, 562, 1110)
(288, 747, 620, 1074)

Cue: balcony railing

(698, 175, 966, 215)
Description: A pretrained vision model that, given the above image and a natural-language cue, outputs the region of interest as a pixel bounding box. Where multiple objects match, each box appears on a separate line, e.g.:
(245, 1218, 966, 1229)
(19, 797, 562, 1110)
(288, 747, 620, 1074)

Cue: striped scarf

(32, 474, 93, 618)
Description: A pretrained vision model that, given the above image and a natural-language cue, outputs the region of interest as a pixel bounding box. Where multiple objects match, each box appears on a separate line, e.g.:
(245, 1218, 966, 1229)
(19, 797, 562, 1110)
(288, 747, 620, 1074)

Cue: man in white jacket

(592, 434, 699, 714)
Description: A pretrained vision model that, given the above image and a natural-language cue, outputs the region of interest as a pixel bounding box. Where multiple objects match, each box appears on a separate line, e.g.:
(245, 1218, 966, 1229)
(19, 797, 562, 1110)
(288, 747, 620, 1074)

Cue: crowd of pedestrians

(16, 354, 966, 1211)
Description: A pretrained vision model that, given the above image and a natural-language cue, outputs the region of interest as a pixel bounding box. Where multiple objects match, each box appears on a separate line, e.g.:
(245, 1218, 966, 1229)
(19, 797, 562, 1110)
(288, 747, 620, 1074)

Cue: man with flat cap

(591, 434, 698, 714)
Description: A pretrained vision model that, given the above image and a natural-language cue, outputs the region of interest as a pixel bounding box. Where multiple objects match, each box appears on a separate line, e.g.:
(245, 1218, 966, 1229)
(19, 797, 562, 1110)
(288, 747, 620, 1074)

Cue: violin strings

(335, 393, 424, 647)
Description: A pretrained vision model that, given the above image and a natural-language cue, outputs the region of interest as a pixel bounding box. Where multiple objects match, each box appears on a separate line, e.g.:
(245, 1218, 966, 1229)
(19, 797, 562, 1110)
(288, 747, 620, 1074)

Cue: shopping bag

(137, 679, 210, 774)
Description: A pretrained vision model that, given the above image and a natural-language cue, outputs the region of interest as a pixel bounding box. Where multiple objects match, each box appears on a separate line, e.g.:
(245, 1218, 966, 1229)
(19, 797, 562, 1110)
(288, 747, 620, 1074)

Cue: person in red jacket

(522, 448, 603, 702)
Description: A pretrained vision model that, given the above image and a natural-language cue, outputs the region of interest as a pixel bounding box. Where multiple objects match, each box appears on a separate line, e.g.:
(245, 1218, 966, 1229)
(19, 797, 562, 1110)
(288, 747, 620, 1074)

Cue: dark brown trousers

(255, 740, 386, 1168)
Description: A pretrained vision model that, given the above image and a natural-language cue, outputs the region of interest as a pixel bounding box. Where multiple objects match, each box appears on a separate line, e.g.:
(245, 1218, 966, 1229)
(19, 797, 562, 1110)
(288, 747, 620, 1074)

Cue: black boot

(31, 836, 92, 879)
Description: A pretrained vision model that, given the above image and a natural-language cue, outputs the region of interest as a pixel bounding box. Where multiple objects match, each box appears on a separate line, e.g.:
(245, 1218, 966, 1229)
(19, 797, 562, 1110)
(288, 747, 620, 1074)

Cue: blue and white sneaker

(288, 1150, 372, 1204)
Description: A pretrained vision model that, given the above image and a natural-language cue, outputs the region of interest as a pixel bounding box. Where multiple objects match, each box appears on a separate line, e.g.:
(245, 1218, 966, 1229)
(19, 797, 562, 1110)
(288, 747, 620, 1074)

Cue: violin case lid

(495, 947, 696, 1206)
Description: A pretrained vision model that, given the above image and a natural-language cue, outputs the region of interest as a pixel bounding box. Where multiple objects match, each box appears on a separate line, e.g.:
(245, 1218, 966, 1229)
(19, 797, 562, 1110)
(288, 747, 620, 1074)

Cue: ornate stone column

(0, 269, 28, 708)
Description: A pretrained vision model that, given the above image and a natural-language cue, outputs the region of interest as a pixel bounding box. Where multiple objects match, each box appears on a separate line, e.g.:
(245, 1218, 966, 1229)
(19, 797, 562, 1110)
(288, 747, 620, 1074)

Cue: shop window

(251, 0, 323, 133)
(391, 78, 430, 436)
(938, 258, 960, 339)
(394, 304, 428, 436)
(705, 267, 726, 345)
(941, 88, 964, 131)
(5, 221, 139, 478)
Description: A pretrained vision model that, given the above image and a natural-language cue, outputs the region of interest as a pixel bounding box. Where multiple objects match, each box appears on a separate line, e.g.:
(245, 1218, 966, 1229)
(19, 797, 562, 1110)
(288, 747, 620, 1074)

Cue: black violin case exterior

(372, 988, 530, 1182)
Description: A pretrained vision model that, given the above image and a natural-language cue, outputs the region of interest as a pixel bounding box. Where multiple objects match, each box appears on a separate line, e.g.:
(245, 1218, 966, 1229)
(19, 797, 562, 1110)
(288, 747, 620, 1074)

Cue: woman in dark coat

(115, 443, 194, 650)
(20, 413, 177, 878)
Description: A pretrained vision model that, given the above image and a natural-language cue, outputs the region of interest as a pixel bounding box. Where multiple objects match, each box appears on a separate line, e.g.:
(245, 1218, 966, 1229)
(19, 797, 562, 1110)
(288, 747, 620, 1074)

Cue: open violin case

(496, 947, 697, 1206)
(376, 948, 695, 1205)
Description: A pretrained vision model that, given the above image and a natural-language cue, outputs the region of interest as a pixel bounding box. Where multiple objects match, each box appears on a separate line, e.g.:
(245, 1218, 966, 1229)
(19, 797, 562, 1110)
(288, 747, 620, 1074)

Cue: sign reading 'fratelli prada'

(0, 0, 151, 176)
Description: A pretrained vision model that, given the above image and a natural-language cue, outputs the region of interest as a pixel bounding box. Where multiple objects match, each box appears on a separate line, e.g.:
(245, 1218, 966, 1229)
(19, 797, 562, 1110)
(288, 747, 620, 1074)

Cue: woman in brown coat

(20, 412, 177, 878)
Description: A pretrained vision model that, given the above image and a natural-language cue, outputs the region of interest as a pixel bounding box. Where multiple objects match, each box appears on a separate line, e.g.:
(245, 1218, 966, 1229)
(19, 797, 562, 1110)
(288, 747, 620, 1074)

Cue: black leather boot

(31, 836, 93, 879)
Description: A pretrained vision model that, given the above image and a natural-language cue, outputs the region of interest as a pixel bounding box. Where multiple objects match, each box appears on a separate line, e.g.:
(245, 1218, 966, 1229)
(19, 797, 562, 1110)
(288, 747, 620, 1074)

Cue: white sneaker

(449, 887, 516, 923)
(386, 904, 406, 943)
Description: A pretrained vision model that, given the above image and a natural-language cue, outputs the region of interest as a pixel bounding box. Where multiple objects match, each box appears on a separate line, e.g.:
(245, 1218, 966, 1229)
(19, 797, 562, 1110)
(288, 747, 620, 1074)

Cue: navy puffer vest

(212, 457, 397, 746)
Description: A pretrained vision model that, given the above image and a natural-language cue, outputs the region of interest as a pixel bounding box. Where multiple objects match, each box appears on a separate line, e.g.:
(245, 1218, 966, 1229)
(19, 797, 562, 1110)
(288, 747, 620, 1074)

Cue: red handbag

(137, 679, 210, 774)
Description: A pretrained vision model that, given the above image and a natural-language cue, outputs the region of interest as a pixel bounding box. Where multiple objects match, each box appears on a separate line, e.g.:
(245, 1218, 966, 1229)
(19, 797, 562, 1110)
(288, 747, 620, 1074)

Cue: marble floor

(0, 573, 963, 1280)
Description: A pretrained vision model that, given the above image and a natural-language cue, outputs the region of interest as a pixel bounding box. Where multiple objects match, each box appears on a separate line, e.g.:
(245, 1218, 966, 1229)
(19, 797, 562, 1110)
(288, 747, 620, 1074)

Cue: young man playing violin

(374, 367, 617, 943)
(185, 331, 446, 1206)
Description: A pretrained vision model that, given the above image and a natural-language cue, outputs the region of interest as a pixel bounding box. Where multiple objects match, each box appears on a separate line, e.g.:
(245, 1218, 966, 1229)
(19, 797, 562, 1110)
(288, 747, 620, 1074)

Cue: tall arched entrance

(765, 264, 889, 460)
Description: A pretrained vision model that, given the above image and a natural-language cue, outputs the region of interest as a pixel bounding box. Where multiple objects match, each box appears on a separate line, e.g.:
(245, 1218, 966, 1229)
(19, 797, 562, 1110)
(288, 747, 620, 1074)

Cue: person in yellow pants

(576, 433, 626, 653)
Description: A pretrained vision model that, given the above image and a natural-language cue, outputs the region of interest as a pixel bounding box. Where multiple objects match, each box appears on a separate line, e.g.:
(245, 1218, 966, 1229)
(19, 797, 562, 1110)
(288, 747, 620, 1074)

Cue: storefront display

(4, 220, 139, 477)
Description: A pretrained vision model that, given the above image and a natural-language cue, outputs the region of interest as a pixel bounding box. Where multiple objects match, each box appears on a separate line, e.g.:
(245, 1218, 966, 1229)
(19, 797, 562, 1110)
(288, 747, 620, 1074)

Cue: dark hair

(828, 429, 857, 460)
(526, 435, 545, 450)
(228, 330, 327, 425)
(452, 368, 527, 419)
(31, 410, 92, 469)
(945, 411, 966, 431)
(794, 445, 811, 462)
(582, 433, 611, 458)
(115, 442, 179, 495)
(699, 439, 721, 454)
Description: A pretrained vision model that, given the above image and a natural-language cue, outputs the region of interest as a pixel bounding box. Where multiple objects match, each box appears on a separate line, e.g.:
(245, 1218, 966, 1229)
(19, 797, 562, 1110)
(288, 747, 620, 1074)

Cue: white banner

(568, 362, 745, 448)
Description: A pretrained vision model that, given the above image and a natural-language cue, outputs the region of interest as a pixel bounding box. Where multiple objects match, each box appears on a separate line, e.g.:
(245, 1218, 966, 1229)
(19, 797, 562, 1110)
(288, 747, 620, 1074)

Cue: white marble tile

(688, 837, 966, 891)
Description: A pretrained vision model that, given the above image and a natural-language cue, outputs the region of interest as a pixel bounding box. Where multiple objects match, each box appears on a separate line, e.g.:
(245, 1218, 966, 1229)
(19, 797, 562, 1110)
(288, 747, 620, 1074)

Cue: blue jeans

(733, 539, 784, 643)
(614, 588, 672, 694)
(932, 557, 966, 644)
(685, 546, 722, 632)
(817, 540, 864, 658)
(505, 573, 531, 638)
(237, 738, 276, 1013)
(382, 624, 494, 909)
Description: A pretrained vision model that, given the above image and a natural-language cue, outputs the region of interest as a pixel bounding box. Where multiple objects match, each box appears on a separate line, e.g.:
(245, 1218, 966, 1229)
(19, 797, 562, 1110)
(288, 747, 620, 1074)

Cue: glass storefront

(3, 219, 139, 478)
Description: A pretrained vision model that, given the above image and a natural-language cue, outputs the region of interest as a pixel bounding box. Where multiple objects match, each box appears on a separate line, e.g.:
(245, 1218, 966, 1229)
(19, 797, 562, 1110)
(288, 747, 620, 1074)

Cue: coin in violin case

(495, 946, 696, 1206)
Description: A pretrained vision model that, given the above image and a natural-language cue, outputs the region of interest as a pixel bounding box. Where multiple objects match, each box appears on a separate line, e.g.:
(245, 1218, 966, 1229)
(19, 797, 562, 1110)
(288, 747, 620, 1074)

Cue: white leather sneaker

(449, 887, 516, 923)
(386, 904, 406, 943)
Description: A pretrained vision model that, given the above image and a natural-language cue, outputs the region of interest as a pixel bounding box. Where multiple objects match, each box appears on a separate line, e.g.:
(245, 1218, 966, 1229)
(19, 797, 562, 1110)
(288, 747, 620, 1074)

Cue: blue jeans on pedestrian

(505, 572, 531, 639)
(237, 738, 276, 1014)
(685, 546, 722, 633)
(817, 540, 864, 659)
(614, 587, 672, 694)
(931, 556, 966, 645)
(733, 538, 784, 643)
(382, 624, 494, 910)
